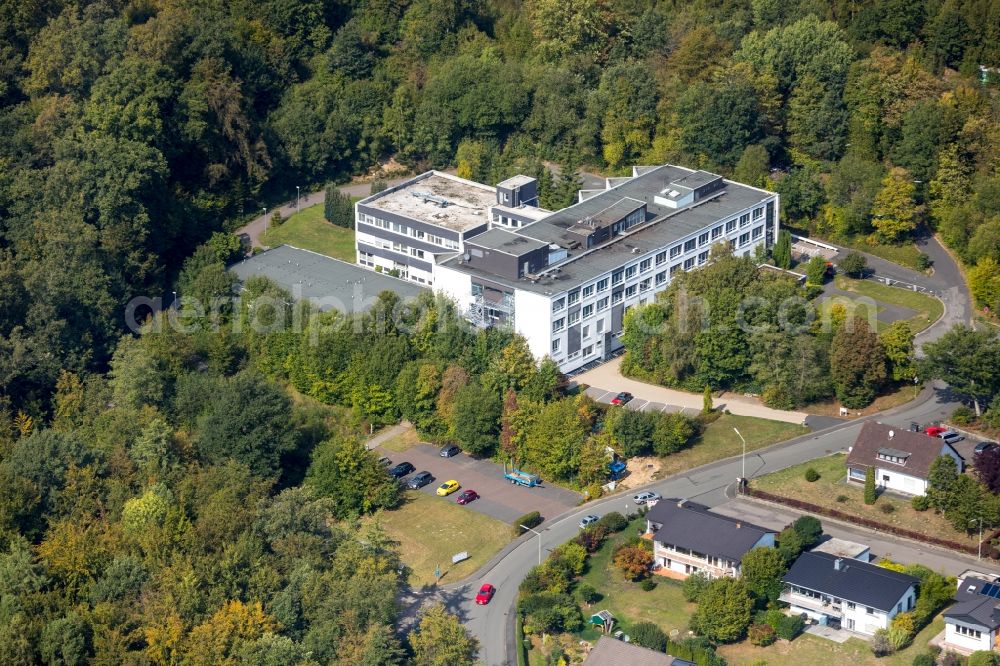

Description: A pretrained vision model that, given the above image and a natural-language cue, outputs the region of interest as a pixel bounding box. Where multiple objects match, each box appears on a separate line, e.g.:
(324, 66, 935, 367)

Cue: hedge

(746, 488, 978, 555)
(513, 511, 543, 536)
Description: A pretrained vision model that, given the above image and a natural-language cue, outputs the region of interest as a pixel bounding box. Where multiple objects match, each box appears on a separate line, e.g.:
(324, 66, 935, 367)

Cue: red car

(456, 489, 479, 505)
(610, 391, 633, 406)
(475, 583, 495, 605)
(925, 426, 947, 438)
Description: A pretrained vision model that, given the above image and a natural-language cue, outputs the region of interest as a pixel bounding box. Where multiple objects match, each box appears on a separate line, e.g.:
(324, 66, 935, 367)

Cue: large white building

(355, 165, 779, 373)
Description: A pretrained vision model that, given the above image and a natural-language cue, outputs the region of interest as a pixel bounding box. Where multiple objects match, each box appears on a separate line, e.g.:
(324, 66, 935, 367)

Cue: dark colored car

(611, 391, 633, 406)
(440, 444, 461, 458)
(407, 471, 434, 489)
(975, 442, 998, 455)
(456, 489, 479, 505)
(388, 462, 415, 479)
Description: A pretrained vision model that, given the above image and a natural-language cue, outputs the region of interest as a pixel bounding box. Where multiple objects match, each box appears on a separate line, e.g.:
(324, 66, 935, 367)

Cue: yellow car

(436, 480, 461, 496)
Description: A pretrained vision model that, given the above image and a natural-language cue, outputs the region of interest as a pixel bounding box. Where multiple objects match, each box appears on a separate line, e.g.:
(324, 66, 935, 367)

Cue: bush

(969, 651, 1000, 666)
(871, 629, 893, 657)
(574, 583, 600, 606)
(911, 495, 930, 511)
(613, 544, 653, 581)
(513, 512, 542, 536)
(887, 626, 912, 651)
(682, 572, 712, 602)
(836, 494, 849, 503)
(775, 614, 804, 640)
(631, 622, 668, 652)
(792, 515, 823, 547)
(596, 512, 628, 533)
(864, 466, 877, 504)
(840, 251, 868, 278)
(805, 468, 820, 482)
(891, 612, 915, 636)
(916, 252, 932, 271)
(911, 655, 934, 666)
(880, 502, 896, 514)
(748, 623, 776, 647)
(640, 579, 657, 591)
(574, 526, 609, 552)
(952, 406, 976, 425)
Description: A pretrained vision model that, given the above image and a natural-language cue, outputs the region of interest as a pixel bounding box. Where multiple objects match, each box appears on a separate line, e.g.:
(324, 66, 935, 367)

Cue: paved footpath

(573, 356, 810, 424)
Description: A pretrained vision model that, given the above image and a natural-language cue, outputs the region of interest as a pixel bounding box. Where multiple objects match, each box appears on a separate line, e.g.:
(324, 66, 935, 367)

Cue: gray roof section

(230, 245, 427, 313)
(782, 552, 918, 612)
(646, 499, 775, 562)
(440, 165, 774, 295)
(584, 636, 686, 666)
(946, 577, 1000, 630)
(466, 228, 548, 254)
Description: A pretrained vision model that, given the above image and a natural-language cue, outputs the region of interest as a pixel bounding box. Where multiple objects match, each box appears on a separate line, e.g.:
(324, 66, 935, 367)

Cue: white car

(632, 491, 661, 505)
(579, 515, 600, 529)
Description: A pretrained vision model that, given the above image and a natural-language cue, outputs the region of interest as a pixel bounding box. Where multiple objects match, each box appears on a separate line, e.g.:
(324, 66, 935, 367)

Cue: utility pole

(520, 524, 542, 566)
(263, 207, 268, 240)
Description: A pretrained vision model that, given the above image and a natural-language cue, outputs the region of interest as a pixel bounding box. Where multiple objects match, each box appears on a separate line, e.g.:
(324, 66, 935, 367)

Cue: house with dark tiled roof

(583, 636, 695, 666)
(942, 574, 1000, 654)
(780, 551, 918, 636)
(846, 422, 963, 496)
(645, 499, 776, 580)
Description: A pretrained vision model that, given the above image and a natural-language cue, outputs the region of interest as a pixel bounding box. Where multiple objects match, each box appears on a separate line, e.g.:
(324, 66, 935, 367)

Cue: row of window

(551, 319, 606, 353)
(552, 219, 767, 313)
(358, 213, 460, 250)
(955, 625, 982, 639)
(360, 234, 427, 260)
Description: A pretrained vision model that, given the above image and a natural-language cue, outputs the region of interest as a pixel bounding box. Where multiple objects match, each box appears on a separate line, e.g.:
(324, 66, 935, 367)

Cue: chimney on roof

(889, 430, 894, 439)
(834, 558, 843, 571)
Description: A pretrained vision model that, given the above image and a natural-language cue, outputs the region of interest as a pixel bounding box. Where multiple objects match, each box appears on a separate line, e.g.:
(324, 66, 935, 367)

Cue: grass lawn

(574, 516, 696, 638)
(833, 275, 944, 333)
(377, 427, 421, 453)
(261, 202, 357, 262)
(364, 491, 509, 587)
(833, 237, 926, 272)
(717, 615, 945, 665)
(750, 453, 979, 548)
(805, 382, 923, 418)
(656, 414, 809, 478)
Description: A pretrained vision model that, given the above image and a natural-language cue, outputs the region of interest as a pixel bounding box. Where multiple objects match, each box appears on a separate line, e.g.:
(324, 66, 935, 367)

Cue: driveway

(827, 234, 972, 347)
(573, 357, 809, 425)
(375, 443, 582, 524)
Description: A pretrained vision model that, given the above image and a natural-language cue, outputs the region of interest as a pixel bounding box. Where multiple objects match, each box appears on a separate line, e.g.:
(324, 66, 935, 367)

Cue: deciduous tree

(829, 318, 887, 408)
(871, 167, 920, 243)
(690, 578, 753, 643)
(410, 605, 478, 666)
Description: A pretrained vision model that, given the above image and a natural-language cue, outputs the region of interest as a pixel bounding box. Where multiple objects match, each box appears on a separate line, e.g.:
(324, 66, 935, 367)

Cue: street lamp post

(734, 427, 747, 482)
(263, 207, 268, 239)
(296, 186, 300, 212)
(172, 290, 177, 311)
(972, 518, 985, 560)
(520, 524, 542, 566)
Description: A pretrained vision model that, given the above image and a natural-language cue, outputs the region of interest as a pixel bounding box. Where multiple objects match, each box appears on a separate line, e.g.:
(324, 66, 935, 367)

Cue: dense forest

(1, 0, 999, 663)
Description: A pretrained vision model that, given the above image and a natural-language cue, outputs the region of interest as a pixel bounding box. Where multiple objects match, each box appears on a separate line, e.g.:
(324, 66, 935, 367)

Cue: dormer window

(876, 447, 910, 465)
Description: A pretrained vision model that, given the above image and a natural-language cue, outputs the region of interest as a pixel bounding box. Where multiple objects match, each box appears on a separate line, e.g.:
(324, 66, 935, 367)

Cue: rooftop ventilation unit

(411, 191, 451, 207)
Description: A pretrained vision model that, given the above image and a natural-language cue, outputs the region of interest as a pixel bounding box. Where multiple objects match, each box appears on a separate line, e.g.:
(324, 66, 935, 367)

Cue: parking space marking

(626, 399, 648, 410)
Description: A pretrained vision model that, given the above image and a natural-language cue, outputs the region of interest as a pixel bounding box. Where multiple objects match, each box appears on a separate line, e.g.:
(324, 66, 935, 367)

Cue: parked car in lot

(378, 456, 392, 467)
(456, 489, 479, 504)
(611, 391, 633, 406)
(475, 583, 496, 605)
(579, 515, 600, 529)
(940, 431, 964, 445)
(440, 444, 461, 458)
(436, 480, 461, 496)
(925, 425, 947, 438)
(407, 471, 434, 489)
(388, 462, 415, 479)
(975, 442, 998, 455)
(632, 491, 661, 505)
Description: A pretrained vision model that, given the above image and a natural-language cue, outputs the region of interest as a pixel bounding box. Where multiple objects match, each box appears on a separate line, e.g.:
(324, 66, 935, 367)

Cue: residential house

(942, 575, 1000, 654)
(846, 421, 963, 496)
(781, 551, 918, 636)
(583, 636, 695, 666)
(645, 499, 776, 580)
(810, 537, 871, 563)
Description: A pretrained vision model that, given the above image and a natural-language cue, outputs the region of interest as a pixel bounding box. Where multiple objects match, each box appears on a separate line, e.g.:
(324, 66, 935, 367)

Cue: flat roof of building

(497, 174, 536, 189)
(230, 245, 427, 313)
(359, 171, 496, 232)
(440, 164, 774, 295)
(467, 228, 548, 254)
(811, 537, 870, 560)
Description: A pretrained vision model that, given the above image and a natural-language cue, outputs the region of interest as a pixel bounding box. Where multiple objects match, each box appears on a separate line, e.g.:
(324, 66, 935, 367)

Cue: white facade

(944, 619, 996, 653)
(847, 466, 929, 496)
(782, 585, 916, 636)
(651, 534, 776, 580)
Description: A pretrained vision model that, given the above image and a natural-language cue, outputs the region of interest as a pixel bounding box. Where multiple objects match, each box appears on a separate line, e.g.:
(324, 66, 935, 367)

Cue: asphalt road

(444, 381, 966, 665)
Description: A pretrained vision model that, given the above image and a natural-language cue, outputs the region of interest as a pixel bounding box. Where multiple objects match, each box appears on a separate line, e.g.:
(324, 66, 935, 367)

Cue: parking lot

(375, 443, 583, 524)
(584, 387, 700, 415)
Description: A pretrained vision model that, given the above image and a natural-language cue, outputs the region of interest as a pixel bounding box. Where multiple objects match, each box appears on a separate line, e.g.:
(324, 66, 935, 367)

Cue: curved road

(433, 383, 962, 664)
